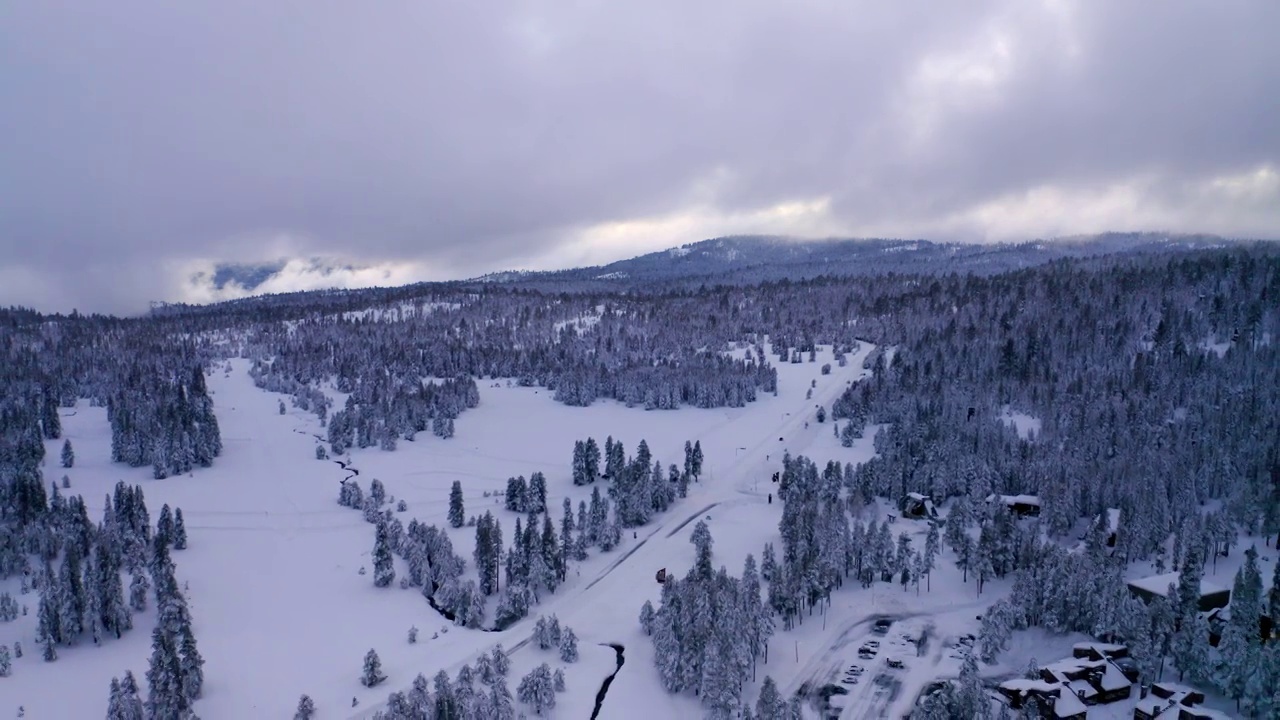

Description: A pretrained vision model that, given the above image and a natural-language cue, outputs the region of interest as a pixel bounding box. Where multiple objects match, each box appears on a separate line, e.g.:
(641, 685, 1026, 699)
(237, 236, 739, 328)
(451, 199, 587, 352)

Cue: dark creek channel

(590, 643, 626, 720)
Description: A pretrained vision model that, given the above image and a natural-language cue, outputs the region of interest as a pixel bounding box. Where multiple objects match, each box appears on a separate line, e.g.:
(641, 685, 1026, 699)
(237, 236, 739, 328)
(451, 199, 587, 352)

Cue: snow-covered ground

(996, 406, 1042, 441)
(0, 343, 892, 718)
(7, 336, 1258, 718)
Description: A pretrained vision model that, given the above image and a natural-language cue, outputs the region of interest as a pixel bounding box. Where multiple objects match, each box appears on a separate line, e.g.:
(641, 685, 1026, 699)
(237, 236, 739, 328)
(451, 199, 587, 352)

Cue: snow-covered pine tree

(178, 620, 204, 701)
(504, 476, 527, 513)
(119, 670, 145, 719)
(173, 509, 187, 550)
(584, 437, 600, 482)
(129, 569, 149, 612)
(294, 695, 315, 720)
(533, 616, 551, 650)
(105, 676, 124, 718)
(516, 663, 555, 715)
(491, 643, 510, 676)
(954, 651, 992, 719)
(146, 626, 184, 718)
(639, 600, 655, 635)
(559, 627, 578, 662)
(572, 440, 586, 486)
(432, 670, 457, 719)
(57, 544, 85, 644)
(923, 522, 939, 591)
(448, 481, 465, 528)
(755, 676, 786, 720)
(361, 648, 387, 687)
(0, 645, 9, 677)
(373, 522, 395, 588)
(528, 472, 547, 514)
(553, 667, 565, 692)
(61, 439, 74, 468)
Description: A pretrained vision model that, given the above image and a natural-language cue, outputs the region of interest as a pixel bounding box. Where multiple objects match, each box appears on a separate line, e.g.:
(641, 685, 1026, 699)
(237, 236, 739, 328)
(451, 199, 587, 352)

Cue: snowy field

(3, 337, 1268, 719)
(0, 343, 903, 719)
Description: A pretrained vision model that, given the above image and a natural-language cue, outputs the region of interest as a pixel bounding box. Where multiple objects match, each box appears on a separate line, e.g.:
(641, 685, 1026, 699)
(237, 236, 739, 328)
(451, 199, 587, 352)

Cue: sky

(2, 1, 1278, 314)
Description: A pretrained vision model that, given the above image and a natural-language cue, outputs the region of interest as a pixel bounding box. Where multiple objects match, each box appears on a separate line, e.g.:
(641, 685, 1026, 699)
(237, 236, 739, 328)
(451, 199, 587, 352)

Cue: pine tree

(528, 472, 548, 514)
(572, 440, 587, 486)
(294, 694, 315, 720)
(584, 437, 600, 482)
(540, 514, 562, 586)
(553, 667, 566, 692)
(361, 648, 387, 687)
(173, 509, 187, 550)
(178, 622, 204, 700)
(0, 645, 9, 677)
(61, 439, 74, 468)
(504, 476, 527, 513)
(116, 670, 145, 720)
(58, 544, 86, 644)
(560, 497, 575, 571)
(517, 663, 556, 715)
(639, 600, 655, 635)
(755, 676, 786, 720)
(534, 616, 552, 650)
(130, 569, 149, 612)
(559, 627, 579, 663)
(373, 522, 395, 588)
(433, 670, 457, 719)
(156, 504, 174, 548)
(491, 644, 510, 676)
(106, 676, 124, 719)
(955, 651, 992, 719)
(448, 481, 465, 528)
(923, 522, 940, 591)
(1270, 558, 1280, 630)
(146, 626, 184, 718)
(692, 440, 703, 478)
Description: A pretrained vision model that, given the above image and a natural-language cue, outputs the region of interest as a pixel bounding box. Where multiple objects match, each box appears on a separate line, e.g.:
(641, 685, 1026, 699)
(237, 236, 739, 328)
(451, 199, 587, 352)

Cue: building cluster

(996, 643, 1136, 719)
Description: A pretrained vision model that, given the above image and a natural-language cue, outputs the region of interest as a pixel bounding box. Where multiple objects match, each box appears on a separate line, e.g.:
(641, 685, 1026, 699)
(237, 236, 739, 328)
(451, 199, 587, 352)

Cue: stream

(590, 643, 626, 720)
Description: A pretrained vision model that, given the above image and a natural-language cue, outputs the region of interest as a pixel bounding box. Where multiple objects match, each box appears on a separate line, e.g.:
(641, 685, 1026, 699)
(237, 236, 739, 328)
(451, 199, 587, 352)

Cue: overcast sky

(2, 1, 1278, 313)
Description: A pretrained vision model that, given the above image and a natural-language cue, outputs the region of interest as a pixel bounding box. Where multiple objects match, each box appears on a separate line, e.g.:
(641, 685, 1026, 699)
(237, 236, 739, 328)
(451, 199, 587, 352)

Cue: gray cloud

(2, 1, 1277, 313)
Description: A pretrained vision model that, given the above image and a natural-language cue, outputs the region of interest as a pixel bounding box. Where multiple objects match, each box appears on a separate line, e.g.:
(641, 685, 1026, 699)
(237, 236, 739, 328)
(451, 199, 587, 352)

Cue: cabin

(994, 679, 1087, 720)
(1126, 573, 1230, 613)
(986, 493, 1042, 518)
(1038, 657, 1133, 705)
(1133, 682, 1219, 720)
(999, 651, 1135, 719)
(900, 492, 939, 520)
(1072, 642, 1129, 661)
(1205, 605, 1273, 646)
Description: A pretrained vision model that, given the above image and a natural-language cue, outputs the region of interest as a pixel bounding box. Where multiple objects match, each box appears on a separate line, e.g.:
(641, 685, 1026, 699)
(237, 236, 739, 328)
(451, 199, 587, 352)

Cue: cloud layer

(2, 1, 1277, 313)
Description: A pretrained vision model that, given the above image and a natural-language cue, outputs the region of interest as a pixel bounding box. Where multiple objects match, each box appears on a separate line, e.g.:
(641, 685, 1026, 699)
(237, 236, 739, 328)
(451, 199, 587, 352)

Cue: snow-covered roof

(1106, 508, 1120, 532)
(1065, 679, 1097, 698)
(1151, 681, 1200, 698)
(1053, 690, 1087, 717)
(1099, 662, 1130, 691)
(906, 492, 929, 501)
(1072, 641, 1125, 657)
(986, 493, 1041, 506)
(999, 678, 1060, 694)
(1127, 572, 1228, 598)
(1041, 657, 1103, 682)
(1135, 696, 1174, 716)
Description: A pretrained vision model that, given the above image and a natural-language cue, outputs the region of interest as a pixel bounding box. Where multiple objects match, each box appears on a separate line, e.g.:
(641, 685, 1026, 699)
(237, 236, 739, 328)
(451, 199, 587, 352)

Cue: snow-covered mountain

(473, 232, 1241, 287)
